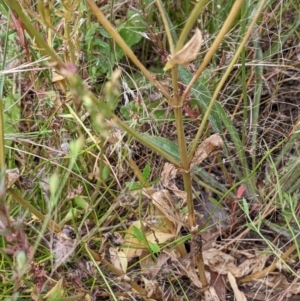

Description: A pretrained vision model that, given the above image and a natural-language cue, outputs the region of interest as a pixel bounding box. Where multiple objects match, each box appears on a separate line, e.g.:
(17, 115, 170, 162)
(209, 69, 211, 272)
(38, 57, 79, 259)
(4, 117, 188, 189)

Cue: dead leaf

(203, 286, 220, 301)
(164, 28, 202, 71)
(160, 136, 223, 200)
(203, 248, 270, 278)
(257, 273, 300, 295)
(191, 134, 224, 168)
(228, 272, 247, 301)
(161, 163, 186, 201)
(53, 226, 77, 265)
(236, 258, 261, 277)
(52, 69, 65, 82)
(203, 249, 240, 276)
(209, 271, 227, 301)
(109, 247, 127, 273)
(122, 221, 146, 259)
(246, 252, 269, 274)
(139, 250, 155, 274)
(175, 255, 204, 288)
(142, 252, 170, 279)
(5, 168, 20, 189)
(151, 190, 185, 234)
(161, 163, 179, 186)
(142, 277, 162, 299)
(203, 248, 245, 277)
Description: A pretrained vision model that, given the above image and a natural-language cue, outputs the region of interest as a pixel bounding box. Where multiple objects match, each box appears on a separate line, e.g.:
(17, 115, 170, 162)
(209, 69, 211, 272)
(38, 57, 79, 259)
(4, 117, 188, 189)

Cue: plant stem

(0, 99, 5, 169)
(8, 189, 61, 232)
(156, 0, 174, 55)
(197, 253, 208, 288)
(173, 108, 195, 227)
(176, 0, 209, 51)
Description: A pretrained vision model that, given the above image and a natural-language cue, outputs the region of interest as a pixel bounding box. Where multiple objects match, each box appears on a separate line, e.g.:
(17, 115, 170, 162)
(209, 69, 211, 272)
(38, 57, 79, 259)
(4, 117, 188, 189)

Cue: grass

(1, 0, 300, 300)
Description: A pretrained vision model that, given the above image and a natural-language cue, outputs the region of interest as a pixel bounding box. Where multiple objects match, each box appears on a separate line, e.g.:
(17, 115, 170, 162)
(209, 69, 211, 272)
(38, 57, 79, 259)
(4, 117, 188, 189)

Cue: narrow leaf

(43, 279, 64, 301)
(140, 134, 180, 162)
(142, 164, 151, 182)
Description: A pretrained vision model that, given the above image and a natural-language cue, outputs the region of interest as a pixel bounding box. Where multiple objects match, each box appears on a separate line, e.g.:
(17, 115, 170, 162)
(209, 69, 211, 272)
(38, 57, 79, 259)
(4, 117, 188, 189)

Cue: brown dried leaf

(259, 273, 300, 295)
(122, 221, 146, 260)
(161, 163, 186, 201)
(139, 250, 155, 273)
(151, 190, 185, 233)
(175, 255, 204, 288)
(235, 258, 260, 277)
(5, 168, 20, 189)
(142, 277, 162, 299)
(142, 252, 170, 279)
(51, 69, 65, 82)
(204, 249, 267, 278)
(191, 134, 224, 168)
(53, 226, 77, 265)
(203, 249, 245, 277)
(243, 252, 269, 274)
(109, 247, 127, 273)
(164, 28, 202, 71)
(203, 286, 220, 301)
(228, 272, 247, 301)
(161, 162, 179, 186)
(209, 271, 227, 301)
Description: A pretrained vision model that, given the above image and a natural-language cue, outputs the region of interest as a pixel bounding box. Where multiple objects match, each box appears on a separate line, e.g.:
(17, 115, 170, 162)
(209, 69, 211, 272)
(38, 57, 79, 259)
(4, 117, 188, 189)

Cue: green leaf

(63, 208, 81, 222)
(140, 134, 180, 162)
(3, 93, 20, 148)
(98, 27, 110, 38)
(69, 136, 84, 157)
(148, 242, 160, 253)
(43, 279, 64, 301)
(101, 165, 111, 181)
(116, 10, 146, 59)
(125, 181, 141, 190)
(153, 109, 167, 119)
(241, 198, 249, 215)
(120, 101, 139, 120)
(132, 226, 160, 254)
(49, 173, 60, 205)
(142, 164, 151, 182)
(74, 195, 89, 210)
(132, 225, 146, 242)
(93, 39, 110, 56)
(16, 250, 27, 269)
(85, 23, 99, 43)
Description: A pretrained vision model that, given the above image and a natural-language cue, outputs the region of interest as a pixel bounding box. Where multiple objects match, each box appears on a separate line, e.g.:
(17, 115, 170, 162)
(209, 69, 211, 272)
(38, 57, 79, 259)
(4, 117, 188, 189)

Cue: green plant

(1, 0, 300, 299)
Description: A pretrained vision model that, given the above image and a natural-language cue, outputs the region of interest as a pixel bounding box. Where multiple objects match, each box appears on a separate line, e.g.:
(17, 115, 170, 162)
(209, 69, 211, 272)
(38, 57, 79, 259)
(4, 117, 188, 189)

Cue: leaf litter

(101, 131, 300, 300)
(5, 127, 300, 300)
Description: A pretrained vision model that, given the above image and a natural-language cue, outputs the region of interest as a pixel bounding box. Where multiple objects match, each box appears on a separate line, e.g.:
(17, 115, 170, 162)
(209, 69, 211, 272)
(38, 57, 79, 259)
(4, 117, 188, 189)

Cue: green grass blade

(140, 133, 180, 163)
(251, 28, 263, 170)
